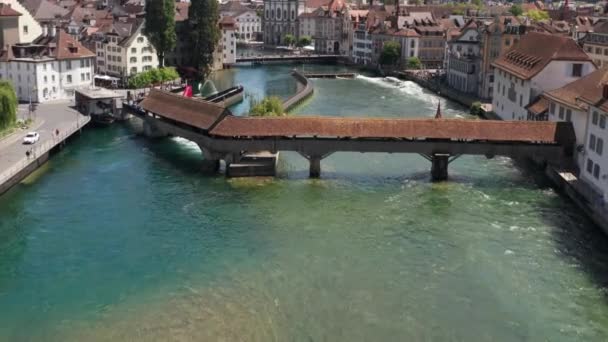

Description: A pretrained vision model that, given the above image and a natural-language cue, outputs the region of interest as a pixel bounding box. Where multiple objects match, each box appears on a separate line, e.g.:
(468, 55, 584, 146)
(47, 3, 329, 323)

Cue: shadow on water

(0, 189, 29, 292)
(542, 194, 608, 303)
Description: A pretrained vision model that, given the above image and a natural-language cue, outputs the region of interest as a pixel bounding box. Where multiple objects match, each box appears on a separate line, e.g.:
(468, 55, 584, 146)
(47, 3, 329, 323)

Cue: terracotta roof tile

(0, 3, 22, 16)
(567, 68, 608, 112)
(210, 116, 569, 144)
(140, 89, 231, 131)
(526, 96, 549, 115)
(492, 32, 591, 80)
(54, 30, 95, 59)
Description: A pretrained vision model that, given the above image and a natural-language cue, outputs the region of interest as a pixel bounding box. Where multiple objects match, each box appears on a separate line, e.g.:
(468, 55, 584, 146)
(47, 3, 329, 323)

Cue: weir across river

(124, 87, 575, 180)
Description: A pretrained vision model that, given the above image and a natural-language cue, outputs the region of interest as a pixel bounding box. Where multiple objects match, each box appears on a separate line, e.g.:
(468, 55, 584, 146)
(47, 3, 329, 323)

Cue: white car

(23, 132, 40, 144)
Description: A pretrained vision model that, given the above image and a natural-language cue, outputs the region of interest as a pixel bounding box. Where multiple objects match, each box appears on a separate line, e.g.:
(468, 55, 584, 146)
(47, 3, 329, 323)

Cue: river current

(1, 64, 608, 341)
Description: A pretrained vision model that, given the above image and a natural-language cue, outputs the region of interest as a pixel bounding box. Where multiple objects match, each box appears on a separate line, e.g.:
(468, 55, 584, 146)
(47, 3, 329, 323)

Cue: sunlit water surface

(1, 64, 608, 341)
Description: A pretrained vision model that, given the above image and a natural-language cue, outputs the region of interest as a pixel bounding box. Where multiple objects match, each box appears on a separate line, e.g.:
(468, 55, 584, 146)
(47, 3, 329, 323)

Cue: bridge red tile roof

(140, 89, 230, 131)
(139, 90, 574, 146)
(210, 116, 571, 144)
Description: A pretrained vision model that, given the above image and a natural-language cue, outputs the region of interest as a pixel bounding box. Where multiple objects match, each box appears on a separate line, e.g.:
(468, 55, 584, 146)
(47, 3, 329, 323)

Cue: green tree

(148, 68, 162, 85)
(189, 0, 220, 80)
(143, 0, 176, 68)
(297, 36, 312, 47)
(159, 67, 180, 82)
(380, 41, 401, 66)
(509, 4, 523, 17)
(525, 9, 550, 21)
(250, 96, 285, 117)
(406, 56, 422, 69)
(284, 34, 296, 46)
(0, 81, 17, 131)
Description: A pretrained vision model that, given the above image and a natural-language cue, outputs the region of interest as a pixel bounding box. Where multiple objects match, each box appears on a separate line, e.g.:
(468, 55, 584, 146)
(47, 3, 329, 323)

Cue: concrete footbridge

(124, 88, 575, 180)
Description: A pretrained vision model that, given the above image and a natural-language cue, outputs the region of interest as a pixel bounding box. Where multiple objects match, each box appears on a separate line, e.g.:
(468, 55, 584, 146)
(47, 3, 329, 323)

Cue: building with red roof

(491, 32, 595, 121)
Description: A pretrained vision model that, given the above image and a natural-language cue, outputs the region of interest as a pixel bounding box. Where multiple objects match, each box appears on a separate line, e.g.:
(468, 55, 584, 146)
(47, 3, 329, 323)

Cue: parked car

(23, 132, 40, 144)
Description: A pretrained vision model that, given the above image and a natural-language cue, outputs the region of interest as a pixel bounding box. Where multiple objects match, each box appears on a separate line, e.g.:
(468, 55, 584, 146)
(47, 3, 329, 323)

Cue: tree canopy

(380, 41, 401, 66)
(525, 9, 550, 21)
(406, 56, 422, 69)
(143, 0, 176, 68)
(0, 81, 17, 131)
(188, 0, 220, 80)
(284, 34, 296, 46)
(128, 67, 180, 89)
(250, 96, 285, 117)
(297, 36, 312, 47)
(509, 4, 523, 17)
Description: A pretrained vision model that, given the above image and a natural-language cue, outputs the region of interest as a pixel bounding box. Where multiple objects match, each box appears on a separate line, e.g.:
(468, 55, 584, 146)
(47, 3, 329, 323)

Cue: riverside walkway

(0, 101, 90, 195)
(125, 84, 575, 180)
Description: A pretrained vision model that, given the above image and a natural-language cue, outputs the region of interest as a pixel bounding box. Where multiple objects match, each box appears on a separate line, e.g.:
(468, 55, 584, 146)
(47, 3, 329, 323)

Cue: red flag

(435, 101, 442, 119)
(183, 85, 193, 98)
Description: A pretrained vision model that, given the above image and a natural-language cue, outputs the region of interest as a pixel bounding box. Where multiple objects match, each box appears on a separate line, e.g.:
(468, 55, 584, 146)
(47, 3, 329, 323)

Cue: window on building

(66, 60, 72, 70)
(23, 25, 28, 34)
(130, 57, 137, 63)
(594, 163, 600, 179)
(590, 134, 597, 150)
(80, 60, 84, 68)
(550, 102, 555, 115)
(566, 109, 572, 122)
(86, 73, 90, 81)
(559, 106, 564, 119)
(131, 67, 137, 74)
(593, 111, 599, 125)
(601, 115, 606, 129)
(572, 63, 583, 77)
(66, 75, 72, 83)
(587, 158, 594, 173)
(137, 37, 144, 43)
(52, 75, 55, 82)
(598, 138, 604, 155)
(81, 73, 85, 81)
(44, 76, 47, 83)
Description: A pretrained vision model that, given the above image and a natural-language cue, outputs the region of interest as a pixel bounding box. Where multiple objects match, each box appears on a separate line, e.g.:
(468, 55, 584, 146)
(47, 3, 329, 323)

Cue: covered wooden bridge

(125, 89, 575, 180)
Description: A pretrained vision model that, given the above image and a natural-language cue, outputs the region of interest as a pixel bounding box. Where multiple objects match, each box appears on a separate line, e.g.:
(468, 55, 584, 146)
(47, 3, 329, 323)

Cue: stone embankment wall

(283, 70, 314, 112)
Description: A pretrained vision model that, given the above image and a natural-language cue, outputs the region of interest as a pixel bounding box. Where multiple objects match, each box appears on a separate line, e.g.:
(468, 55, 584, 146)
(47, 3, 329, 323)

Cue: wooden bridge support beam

(431, 153, 449, 181)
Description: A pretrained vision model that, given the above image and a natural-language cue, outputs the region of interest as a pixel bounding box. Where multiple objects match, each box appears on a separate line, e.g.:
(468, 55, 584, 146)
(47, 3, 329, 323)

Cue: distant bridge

(124, 88, 575, 180)
(235, 54, 342, 64)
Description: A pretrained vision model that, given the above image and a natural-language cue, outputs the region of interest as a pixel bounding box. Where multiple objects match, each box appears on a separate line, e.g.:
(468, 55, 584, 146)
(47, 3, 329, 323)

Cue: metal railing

(0, 117, 90, 186)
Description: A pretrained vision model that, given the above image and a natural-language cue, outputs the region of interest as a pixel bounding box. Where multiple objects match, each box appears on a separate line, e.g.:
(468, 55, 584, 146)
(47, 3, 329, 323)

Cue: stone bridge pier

(197, 144, 222, 174)
(421, 153, 461, 182)
(299, 152, 334, 178)
(142, 117, 168, 138)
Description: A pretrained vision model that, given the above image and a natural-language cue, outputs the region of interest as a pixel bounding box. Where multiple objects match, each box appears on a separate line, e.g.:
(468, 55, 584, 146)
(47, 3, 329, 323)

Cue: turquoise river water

(2, 64, 608, 341)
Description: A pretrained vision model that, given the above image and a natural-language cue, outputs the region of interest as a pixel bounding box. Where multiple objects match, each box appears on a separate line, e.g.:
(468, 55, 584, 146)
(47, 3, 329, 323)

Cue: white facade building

(234, 10, 261, 41)
(94, 20, 158, 80)
(446, 21, 481, 95)
(0, 29, 95, 103)
(492, 32, 595, 121)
